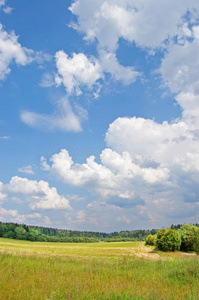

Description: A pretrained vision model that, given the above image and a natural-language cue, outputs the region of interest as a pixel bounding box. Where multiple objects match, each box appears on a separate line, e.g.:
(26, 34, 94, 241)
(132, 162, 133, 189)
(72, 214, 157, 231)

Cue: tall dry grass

(0, 238, 198, 299)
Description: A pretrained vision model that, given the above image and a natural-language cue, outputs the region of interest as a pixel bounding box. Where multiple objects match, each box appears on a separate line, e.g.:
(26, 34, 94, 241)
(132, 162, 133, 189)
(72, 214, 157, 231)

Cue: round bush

(156, 228, 181, 252)
(145, 234, 156, 246)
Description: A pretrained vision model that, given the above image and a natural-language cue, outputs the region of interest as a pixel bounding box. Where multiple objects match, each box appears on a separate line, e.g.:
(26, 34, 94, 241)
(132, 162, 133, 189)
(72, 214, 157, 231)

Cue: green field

(0, 238, 198, 300)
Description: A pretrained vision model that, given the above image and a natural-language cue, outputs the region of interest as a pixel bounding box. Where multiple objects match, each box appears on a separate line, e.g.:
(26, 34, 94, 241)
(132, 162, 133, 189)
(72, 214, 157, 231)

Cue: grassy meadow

(0, 238, 198, 300)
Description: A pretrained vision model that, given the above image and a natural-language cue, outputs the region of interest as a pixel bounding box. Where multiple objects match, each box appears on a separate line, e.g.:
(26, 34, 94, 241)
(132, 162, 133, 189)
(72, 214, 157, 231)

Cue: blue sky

(0, 0, 199, 232)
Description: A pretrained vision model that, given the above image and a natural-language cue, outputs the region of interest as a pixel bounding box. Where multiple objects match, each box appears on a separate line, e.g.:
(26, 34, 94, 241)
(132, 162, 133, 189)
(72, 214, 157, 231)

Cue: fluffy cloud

(0, 24, 34, 81)
(106, 116, 199, 206)
(65, 0, 199, 102)
(55, 51, 103, 95)
(3, 176, 71, 210)
(69, 0, 199, 51)
(106, 117, 193, 164)
(106, 117, 199, 175)
(159, 25, 199, 124)
(20, 96, 82, 132)
(160, 37, 199, 95)
(44, 147, 170, 204)
(54, 50, 140, 96)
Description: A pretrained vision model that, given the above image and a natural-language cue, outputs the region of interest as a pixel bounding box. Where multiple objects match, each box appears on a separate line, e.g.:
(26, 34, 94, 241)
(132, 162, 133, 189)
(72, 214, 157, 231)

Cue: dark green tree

(156, 228, 181, 251)
(179, 224, 198, 252)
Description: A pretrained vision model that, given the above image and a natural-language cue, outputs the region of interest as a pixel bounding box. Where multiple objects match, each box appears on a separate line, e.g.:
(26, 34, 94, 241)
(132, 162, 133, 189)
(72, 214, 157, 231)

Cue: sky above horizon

(0, 0, 199, 232)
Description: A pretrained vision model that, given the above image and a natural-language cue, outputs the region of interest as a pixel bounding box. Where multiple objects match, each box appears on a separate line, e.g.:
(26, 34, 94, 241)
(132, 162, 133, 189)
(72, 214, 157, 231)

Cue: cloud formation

(55, 51, 103, 95)
(42, 0, 199, 228)
(159, 24, 199, 124)
(54, 49, 140, 97)
(43, 148, 170, 203)
(40, 101, 199, 227)
(69, 0, 199, 51)
(3, 176, 71, 210)
(0, 24, 34, 81)
(20, 96, 82, 132)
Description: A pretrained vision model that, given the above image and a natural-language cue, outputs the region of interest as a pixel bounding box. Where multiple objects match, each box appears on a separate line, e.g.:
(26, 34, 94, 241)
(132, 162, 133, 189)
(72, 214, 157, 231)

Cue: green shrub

(179, 224, 198, 252)
(145, 234, 156, 246)
(156, 228, 181, 251)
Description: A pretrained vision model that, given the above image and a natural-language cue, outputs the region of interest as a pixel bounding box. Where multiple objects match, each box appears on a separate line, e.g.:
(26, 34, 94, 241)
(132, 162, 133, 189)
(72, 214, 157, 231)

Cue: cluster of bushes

(146, 224, 199, 253)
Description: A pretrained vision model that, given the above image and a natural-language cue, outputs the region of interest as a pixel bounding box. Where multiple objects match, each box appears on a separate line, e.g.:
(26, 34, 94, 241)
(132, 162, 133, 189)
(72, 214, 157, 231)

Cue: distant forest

(0, 221, 158, 243)
(0, 222, 198, 243)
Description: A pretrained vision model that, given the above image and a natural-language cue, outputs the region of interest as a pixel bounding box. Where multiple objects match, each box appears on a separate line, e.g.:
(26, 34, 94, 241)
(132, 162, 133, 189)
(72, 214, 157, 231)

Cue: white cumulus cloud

(55, 51, 103, 95)
(106, 116, 199, 173)
(3, 176, 71, 210)
(0, 24, 34, 81)
(160, 38, 199, 95)
(54, 49, 140, 97)
(43, 147, 170, 203)
(69, 0, 199, 51)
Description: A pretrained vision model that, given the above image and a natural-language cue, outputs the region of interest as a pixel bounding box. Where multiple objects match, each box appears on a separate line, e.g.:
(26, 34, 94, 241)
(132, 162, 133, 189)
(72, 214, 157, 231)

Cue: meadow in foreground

(0, 238, 198, 300)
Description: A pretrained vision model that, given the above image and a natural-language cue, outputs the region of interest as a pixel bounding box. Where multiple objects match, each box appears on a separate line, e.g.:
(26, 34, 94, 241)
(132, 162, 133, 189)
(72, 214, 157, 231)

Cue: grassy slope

(0, 238, 198, 300)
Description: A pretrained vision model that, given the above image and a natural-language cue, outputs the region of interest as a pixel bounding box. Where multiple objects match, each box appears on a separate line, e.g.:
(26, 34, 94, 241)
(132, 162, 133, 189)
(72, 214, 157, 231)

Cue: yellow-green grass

(0, 238, 198, 300)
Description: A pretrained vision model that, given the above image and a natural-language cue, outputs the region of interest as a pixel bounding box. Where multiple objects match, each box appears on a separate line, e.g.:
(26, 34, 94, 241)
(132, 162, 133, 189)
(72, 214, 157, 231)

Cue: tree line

(0, 221, 158, 243)
(1, 221, 198, 246)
